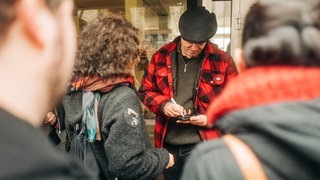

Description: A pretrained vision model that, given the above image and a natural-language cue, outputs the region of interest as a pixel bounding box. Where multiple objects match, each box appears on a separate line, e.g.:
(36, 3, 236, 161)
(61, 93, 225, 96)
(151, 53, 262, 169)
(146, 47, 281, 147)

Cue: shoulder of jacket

(154, 41, 177, 56)
(205, 43, 232, 61)
(100, 86, 136, 104)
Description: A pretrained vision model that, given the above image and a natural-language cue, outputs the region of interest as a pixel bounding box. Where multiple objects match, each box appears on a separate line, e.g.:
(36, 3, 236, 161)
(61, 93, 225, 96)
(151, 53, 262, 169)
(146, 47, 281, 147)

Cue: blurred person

(182, 0, 320, 179)
(138, 6, 238, 180)
(42, 109, 67, 149)
(53, 102, 70, 151)
(0, 0, 95, 179)
(63, 15, 174, 180)
(42, 111, 62, 146)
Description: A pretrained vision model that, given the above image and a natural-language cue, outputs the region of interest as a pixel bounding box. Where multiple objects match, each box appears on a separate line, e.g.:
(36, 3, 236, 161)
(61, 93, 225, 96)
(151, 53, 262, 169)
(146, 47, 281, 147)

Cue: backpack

(69, 92, 109, 179)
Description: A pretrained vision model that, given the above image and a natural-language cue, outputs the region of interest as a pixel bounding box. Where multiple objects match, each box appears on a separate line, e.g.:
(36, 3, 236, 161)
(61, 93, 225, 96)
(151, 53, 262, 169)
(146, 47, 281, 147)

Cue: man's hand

(163, 102, 184, 117)
(165, 153, 175, 169)
(177, 114, 207, 127)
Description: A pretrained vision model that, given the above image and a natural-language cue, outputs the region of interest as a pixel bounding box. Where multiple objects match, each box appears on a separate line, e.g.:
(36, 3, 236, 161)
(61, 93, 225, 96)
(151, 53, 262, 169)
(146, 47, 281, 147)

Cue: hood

(216, 98, 320, 179)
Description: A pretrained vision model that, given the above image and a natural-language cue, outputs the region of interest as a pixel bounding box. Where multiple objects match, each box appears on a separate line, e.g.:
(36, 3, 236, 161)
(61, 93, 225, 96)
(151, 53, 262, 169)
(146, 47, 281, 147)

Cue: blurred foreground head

(73, 15, 140, 80)
(242, 0, 320, 67)
(0, 0, 76, 126)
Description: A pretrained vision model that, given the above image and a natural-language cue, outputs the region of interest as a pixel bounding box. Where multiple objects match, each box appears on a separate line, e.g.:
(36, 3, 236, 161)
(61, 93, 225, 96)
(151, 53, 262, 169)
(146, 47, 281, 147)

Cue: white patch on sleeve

(125, 108, 140, 128)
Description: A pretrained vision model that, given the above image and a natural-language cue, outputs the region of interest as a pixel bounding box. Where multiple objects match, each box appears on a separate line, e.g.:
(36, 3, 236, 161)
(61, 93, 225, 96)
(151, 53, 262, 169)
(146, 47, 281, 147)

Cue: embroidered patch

(125, 108, 140, 128)
(212, 74, 224, 85)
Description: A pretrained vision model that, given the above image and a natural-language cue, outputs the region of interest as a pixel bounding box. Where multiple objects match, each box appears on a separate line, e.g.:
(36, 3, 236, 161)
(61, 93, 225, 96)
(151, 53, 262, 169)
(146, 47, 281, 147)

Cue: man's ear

(17, 0, 54, 49)
(234, 48, 247, 74)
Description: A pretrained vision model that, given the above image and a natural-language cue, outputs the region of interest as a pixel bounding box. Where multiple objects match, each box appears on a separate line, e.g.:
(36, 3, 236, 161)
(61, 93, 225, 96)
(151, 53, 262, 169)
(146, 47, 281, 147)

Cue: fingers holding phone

(177, 114, 207, 127)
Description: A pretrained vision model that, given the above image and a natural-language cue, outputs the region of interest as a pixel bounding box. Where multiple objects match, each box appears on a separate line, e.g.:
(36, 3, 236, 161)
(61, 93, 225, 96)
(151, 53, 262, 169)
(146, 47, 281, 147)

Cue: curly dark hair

(242, 0, 320, 67)
(73, 14, 140, 79)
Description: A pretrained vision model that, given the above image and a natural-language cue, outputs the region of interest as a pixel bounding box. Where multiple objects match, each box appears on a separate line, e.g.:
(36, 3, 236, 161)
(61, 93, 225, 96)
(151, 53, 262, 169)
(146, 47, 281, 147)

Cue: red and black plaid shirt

(138, 36, 238, 147)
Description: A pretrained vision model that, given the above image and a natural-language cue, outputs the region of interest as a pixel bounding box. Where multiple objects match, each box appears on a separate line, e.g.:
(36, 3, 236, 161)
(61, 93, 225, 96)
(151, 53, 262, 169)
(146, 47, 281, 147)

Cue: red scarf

(71, 75, 135, 93)
(207, 66, 320, 128)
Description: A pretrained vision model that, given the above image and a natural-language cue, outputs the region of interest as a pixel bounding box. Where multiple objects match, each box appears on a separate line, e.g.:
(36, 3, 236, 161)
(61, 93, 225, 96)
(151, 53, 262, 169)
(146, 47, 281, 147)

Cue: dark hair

(242, 0, 320, 67)
(73, 14, 140, 79)
(0, 0, 62, 43)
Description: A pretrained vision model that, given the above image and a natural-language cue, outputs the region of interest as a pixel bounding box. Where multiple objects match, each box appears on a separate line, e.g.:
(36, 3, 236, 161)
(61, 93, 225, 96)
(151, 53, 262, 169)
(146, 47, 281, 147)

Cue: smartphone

(176, 114, 194, 121)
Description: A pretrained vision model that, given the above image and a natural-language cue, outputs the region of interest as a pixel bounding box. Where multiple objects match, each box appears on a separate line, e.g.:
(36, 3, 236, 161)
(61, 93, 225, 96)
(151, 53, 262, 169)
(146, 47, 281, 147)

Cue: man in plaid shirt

(138, 6, 238, 180)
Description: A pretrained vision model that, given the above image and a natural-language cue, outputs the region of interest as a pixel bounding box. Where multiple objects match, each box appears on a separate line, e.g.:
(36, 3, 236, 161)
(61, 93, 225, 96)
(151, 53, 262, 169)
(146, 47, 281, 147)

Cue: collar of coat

(69, 75, 134, 93)
(207, 66, 320, 127)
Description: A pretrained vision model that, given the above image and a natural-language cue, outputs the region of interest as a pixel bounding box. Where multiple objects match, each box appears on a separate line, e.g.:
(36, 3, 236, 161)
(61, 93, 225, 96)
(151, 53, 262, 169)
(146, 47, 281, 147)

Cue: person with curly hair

(62, 15, 174, 180)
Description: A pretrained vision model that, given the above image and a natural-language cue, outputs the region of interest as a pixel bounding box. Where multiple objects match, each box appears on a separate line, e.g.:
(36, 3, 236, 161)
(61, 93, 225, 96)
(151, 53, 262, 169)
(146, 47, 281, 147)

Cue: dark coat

(182, 67, 320, 180)
(0, 109, 96, 180)
(63, 85, 169, 180)
(182, 99, 320, 180)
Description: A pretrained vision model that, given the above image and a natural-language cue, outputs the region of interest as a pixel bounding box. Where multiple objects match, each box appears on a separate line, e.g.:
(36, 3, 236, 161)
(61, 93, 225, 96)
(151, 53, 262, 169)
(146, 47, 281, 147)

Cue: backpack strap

(222, 134, 267, 180)
(82, 92, 101, 141)
(82, 92, 109, 178)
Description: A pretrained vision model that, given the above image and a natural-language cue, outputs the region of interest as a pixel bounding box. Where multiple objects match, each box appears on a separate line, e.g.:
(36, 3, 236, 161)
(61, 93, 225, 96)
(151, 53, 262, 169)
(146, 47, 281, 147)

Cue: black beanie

(179, 6, 218, 43)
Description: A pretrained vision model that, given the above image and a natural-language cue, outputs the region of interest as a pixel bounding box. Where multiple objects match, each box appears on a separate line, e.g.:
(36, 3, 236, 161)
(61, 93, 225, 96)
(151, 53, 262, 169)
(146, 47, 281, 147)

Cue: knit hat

(179, 6, 218, 43)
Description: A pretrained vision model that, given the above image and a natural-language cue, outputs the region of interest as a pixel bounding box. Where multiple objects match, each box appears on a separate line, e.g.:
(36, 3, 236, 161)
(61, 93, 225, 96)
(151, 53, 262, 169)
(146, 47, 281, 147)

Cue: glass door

(203, 0, 232, 54)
